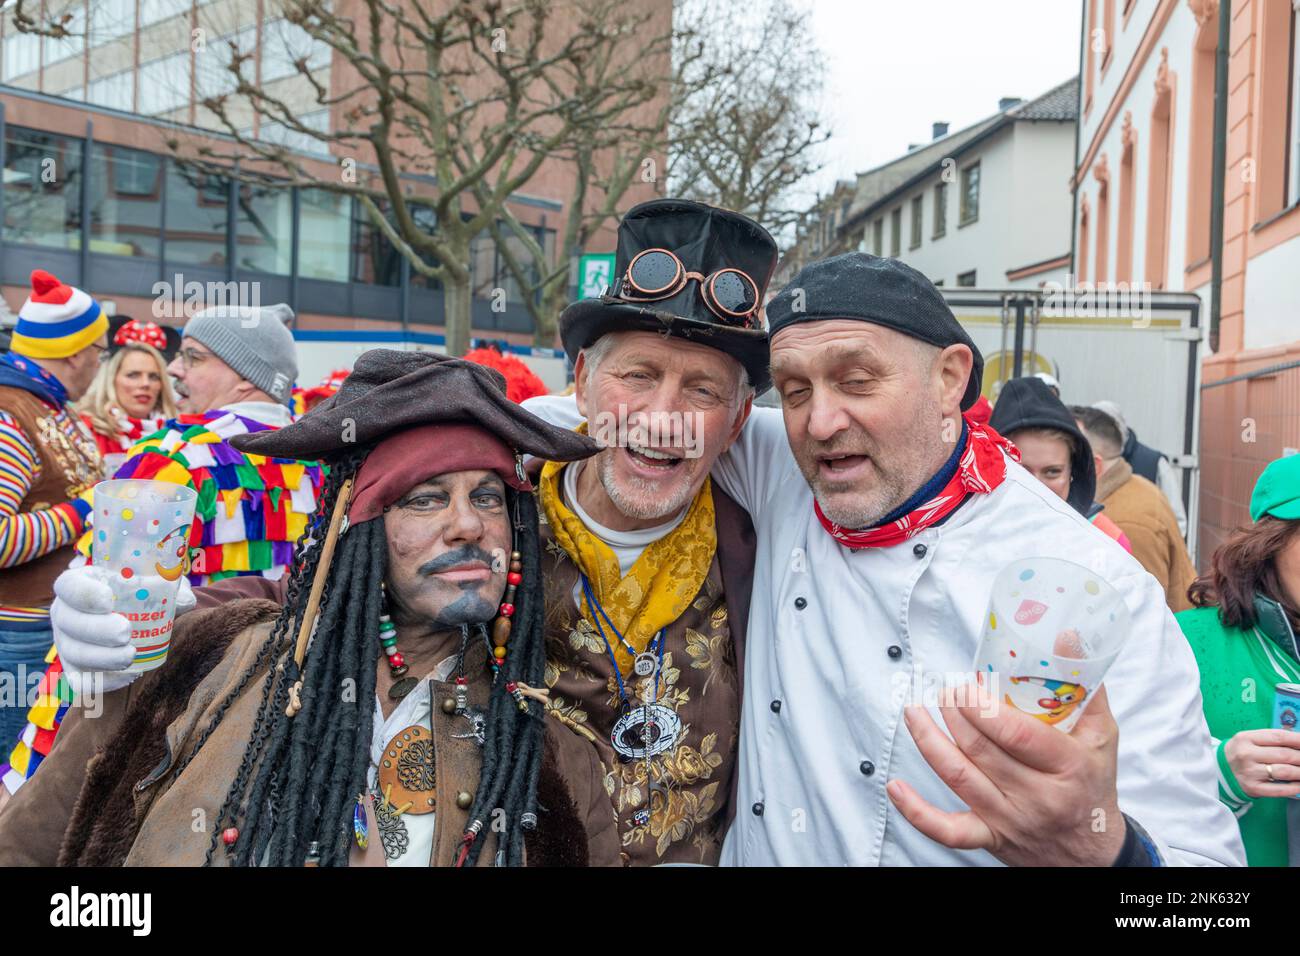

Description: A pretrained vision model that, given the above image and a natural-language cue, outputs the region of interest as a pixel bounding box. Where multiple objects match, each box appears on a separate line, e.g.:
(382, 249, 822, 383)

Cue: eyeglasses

(91, 343, 110, 364)
(612, 248, 761, 329)
(177, 346, 213, 370)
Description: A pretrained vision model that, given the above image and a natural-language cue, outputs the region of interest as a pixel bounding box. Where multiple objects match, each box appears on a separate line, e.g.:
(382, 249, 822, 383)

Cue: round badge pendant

(632, 653, 657, 678)
(610, 704, 682, 760)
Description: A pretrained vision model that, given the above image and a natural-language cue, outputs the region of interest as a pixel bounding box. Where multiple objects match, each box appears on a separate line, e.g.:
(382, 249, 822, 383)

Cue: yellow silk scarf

(538, 453, 716, 671)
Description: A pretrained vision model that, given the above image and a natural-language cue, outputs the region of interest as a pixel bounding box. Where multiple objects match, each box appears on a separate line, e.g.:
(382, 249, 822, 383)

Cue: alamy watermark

(150, 274, 263, 324)
(1040, 275, 1153, 327)
(890, 666, 1001, 717)
(589, 405, 706, 460)
(0, 664, 104, 721)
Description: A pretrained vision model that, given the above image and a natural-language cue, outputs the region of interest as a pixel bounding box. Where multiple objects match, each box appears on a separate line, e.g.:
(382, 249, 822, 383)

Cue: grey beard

(596, 449, 696, 521)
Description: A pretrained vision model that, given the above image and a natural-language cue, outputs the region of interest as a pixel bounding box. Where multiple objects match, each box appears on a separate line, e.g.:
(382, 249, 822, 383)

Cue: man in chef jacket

(704, 252, 1244, 866)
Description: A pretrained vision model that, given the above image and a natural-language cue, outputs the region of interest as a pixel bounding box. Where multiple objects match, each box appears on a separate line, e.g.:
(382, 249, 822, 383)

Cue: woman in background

(1180, 454, 1300, 865)
(76, 319, 177, 473)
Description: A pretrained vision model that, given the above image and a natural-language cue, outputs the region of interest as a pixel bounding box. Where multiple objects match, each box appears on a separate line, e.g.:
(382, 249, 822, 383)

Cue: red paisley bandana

(814, 416, 1020, 550)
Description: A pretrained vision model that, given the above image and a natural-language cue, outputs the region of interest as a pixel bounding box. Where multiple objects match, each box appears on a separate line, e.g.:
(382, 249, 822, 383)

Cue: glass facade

(2, 31, 41, 84)
(3, 128, 83, 249)
(297, 188, 350, 281)
(91, 0, 138, 43)
(138, 52, 192, 117)
(0, 124, 557, 331)
(235, 180, 293, 275)
(88, 143, 164, 257)
(352, 200, 401, 286)
(88, 71, 135, 112)
(163, 161, 229, 267)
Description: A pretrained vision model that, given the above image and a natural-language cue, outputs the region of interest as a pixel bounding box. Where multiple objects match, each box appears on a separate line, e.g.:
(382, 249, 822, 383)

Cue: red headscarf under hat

(347, 423, 531, 524)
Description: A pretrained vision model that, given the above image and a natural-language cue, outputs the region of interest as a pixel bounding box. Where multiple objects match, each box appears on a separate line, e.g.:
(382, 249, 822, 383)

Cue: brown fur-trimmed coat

(0, 600, 619, 867)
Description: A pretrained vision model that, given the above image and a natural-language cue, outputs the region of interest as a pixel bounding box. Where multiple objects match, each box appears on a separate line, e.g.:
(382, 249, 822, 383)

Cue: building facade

(838, 79, 1078, 291)
(1074, 0, 1300, 561)
(0, 0, 666, 386)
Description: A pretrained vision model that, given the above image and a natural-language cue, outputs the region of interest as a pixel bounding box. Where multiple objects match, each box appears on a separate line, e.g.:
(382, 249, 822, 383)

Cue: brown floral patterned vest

(539, 485, 754, 866)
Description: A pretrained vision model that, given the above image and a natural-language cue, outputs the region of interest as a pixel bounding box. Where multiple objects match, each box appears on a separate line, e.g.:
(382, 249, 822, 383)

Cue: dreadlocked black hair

(458, 490, 547, 867)
(191, 448, 548, 867)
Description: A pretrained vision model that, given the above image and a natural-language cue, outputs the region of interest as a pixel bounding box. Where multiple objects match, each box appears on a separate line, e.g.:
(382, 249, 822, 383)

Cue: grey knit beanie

(183, 303, 298, 403)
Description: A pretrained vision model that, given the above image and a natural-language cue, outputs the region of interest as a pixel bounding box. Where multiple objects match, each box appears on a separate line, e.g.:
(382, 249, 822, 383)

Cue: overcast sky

(805, 0, 1083, 196)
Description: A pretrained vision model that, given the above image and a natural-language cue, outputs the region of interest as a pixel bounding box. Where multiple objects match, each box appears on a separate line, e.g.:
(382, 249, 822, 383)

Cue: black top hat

(559, 199, 777, 393)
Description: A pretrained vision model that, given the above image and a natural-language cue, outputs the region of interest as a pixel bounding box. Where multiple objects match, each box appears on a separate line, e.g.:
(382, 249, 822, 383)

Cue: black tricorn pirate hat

(229, 349, 597, 464)
(559, 198, 778, 393)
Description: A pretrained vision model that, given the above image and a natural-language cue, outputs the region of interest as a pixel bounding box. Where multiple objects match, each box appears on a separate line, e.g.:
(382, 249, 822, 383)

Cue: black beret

(766, 253, 984, 410)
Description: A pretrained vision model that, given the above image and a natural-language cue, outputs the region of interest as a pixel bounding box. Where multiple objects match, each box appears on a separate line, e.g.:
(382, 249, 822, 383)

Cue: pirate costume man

(0, 351, 621, 867)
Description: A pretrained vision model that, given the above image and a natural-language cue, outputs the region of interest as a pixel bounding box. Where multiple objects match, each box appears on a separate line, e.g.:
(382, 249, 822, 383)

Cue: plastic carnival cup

(973, 556, 1131, 732)
(91, 479, 198, 673)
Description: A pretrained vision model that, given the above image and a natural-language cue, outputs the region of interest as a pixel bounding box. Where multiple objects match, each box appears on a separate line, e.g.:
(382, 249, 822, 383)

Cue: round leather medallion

(377, 724, 436, 815)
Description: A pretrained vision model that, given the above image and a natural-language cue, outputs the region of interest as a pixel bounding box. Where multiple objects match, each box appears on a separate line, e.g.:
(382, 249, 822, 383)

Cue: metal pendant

(610, 703, 682, 760)
(371, 789, 410, 861)
(450, 706, 486, 747)
(632, 653, 657, 678)
(389, 675, 419, 700)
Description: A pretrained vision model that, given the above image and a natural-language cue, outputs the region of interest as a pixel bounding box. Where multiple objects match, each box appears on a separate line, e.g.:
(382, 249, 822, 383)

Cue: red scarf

(815, 416, 1020, 550)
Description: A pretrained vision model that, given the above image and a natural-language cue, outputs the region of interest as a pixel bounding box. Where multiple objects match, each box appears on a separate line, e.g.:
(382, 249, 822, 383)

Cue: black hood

(990, 376, 1096, 516)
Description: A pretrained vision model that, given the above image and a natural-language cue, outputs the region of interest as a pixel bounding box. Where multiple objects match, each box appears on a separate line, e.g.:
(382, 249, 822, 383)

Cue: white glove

(50, 566, 197, 694)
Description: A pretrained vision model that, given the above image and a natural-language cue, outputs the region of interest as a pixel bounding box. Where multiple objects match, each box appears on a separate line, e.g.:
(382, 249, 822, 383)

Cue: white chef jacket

(523, 396, 1246, 867)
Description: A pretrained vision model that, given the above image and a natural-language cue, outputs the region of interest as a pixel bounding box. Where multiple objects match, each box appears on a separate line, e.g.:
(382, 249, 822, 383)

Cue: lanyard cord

(579, 573, 665, 708)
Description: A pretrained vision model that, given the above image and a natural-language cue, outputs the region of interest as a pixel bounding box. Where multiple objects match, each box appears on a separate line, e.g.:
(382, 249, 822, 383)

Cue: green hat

(1250, 455, 1300, 522)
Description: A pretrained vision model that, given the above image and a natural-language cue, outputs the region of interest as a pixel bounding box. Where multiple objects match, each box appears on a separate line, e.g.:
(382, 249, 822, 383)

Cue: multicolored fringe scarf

(538, 449, 716, 673)
(0, 645, 71, 795)
(96, 409, 326, 584)
(815, 416, 1020, 550)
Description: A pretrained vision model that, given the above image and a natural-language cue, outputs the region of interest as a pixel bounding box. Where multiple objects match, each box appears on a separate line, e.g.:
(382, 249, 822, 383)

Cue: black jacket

(989, 376, 1097, 516)
(1121, 426, 1166, 485)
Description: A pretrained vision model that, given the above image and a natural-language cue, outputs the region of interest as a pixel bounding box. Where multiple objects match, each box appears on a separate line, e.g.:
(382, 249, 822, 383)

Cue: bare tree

(168, 0, 675, 357)
(668, 0, 830, 243)
(484, 4, 719, 346)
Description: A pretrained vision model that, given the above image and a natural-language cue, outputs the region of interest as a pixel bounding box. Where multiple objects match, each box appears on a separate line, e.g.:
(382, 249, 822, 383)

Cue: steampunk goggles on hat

(611, 248, 761, 329)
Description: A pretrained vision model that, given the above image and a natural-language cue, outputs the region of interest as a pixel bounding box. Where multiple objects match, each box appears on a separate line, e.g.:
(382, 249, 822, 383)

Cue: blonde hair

(76, 342, 177, 438)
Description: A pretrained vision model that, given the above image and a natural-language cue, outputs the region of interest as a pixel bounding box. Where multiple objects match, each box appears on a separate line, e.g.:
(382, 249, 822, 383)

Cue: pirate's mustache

(418, 545, 500, 577)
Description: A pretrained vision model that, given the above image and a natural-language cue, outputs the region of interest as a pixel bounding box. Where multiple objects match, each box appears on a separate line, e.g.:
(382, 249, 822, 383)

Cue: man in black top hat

(1, 351, 623, 866)
(523, 198, 773, 864)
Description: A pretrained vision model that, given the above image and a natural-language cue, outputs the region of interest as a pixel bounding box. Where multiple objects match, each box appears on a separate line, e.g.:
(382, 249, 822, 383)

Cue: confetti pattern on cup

(93, 479, 198, 673)
(974, 557, 1131, 732)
